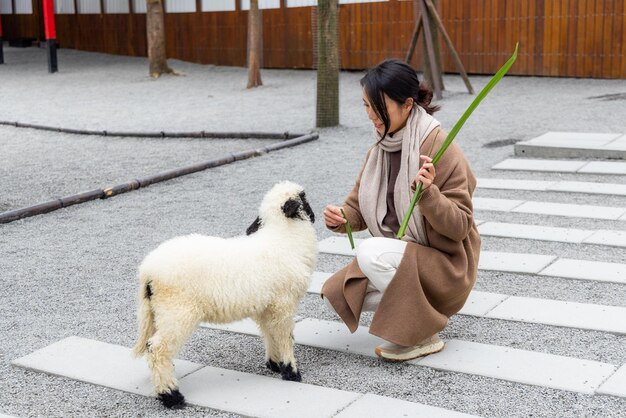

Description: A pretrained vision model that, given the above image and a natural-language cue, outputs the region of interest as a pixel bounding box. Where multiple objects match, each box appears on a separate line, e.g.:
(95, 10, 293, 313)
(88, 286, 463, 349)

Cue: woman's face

(362, 89, 413, 136)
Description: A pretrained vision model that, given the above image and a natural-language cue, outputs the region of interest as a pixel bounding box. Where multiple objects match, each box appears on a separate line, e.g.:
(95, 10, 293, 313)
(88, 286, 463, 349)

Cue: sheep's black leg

(157, 389, 186, 409)
(266, 359, 281, 373)
(279, 362, 302, 382)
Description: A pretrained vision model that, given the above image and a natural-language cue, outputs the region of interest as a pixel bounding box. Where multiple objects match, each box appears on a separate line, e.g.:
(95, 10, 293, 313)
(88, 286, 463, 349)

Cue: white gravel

(1, 45, 626, 417)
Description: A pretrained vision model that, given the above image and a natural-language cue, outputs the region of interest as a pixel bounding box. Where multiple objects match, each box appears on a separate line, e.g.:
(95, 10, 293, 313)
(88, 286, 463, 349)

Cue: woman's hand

(324, 205, 347, 227)
(415, 155, 435, 190)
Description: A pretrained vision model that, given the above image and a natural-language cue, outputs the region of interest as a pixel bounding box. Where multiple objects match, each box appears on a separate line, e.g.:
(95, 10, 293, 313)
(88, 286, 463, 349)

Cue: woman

(321, 59, 481, 361)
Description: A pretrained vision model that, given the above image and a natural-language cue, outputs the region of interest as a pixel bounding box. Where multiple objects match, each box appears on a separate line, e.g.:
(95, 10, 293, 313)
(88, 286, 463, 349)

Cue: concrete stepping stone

(178, 365, 361, 418)
(493, 158, 626, 175)
(514, 132, 625, 159)
(583, 230, 626, 248)
(415, 339, 616, 395)
(512, 201, 626, 220)
(579, 161, 626, 175)
(476, 178, 626, 196)
(549, 181, 626, 196)
(457, 291, 509, 316)
(597, 364, 626, 398)
(486, 296, 626, 334)
(334, 393, 479, 418)
(473, 197, 626, 220)
(308, 271, 625, 333)
(293, 319, 616, 395)
(492, 158, 588, 172)
(12, 337, 473, 418)
(472, 197, 524, 211)
(203, 318, 620, 394)
(476, 178, 554, 191)
(538, 259, 626, 284)
(11, 336, 203, 396)
(478, 221, 594, 243)
(318, 238, 557, 274)
(0, 414, 18, 418)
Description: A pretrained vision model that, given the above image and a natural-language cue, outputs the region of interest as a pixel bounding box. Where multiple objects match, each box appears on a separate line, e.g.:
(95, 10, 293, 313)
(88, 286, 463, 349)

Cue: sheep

(131, 181, 318, 409)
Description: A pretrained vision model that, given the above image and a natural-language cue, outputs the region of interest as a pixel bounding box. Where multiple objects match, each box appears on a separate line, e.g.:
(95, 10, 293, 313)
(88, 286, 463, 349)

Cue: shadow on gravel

(482, 138, 522, 148)
(587, 93, 626, 101)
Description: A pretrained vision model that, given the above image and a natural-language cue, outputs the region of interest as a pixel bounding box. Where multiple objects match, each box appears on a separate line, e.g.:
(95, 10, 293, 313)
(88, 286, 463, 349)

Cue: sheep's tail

(132, 274, 156, 358)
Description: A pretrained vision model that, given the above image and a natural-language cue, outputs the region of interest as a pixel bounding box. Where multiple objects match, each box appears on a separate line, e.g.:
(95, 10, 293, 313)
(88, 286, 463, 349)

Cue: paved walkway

(1, 46, 626, 417)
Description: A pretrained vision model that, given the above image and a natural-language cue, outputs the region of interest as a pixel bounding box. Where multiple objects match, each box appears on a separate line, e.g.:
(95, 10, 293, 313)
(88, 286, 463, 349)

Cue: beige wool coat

(321, 127, 481, 346)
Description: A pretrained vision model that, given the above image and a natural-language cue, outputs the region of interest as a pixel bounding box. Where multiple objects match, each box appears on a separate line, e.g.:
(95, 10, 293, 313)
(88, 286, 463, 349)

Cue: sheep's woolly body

(139, 227, 316, 323)
(132, 181, 318, 408)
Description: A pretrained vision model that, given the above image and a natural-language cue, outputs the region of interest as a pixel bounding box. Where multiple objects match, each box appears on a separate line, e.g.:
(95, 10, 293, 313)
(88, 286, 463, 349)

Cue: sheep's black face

(282, 191, 315, 223)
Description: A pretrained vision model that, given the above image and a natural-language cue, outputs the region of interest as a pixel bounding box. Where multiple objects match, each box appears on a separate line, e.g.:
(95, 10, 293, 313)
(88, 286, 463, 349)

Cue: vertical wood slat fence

(0, 0, 624, 78)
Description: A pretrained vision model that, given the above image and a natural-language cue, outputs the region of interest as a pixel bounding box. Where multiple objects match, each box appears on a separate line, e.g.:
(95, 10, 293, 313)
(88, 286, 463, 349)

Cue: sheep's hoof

(279, 363, 302, 382)
(158, 389, 186, 409)
(266, 359, 281, 373)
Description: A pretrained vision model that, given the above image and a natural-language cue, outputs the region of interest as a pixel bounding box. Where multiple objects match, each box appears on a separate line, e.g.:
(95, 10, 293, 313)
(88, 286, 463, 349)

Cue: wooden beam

(418, 0, 442, 99)
(424, 0, 473, 94)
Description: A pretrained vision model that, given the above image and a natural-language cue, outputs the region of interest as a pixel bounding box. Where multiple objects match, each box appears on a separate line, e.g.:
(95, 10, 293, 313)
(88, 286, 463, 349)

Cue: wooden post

(316, 0, 339, 127)
(429, 0, 444, 90)
(247, 0, 263, 88)
(418, 0, 442, 99)
(405, 17, 422, 64)
(424, 0, 473, 94)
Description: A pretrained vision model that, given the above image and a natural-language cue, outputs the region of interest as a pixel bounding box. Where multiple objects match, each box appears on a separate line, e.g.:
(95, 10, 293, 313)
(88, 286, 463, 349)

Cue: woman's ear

(405, 97, 414, 109)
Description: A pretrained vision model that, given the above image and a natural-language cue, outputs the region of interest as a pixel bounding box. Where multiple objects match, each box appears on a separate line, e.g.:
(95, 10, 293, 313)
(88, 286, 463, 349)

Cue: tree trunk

(146, 0, 174, 78)
(247, 0, 263, 88)
(316, 0, 339, 128)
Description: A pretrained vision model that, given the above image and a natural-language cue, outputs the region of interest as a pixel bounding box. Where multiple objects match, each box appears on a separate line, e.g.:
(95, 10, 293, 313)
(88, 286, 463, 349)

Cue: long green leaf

(341, 208, 355, 250)
(397, 43, 519, 240)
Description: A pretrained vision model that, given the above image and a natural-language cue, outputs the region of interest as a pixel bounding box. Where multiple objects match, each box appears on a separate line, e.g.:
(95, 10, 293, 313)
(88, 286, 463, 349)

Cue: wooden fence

(1, 0, 624, 78)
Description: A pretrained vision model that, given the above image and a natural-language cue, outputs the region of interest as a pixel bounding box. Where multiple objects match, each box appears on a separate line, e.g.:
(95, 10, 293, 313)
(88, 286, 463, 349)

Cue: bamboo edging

(396, 43, 519, 240)
(0, 133, 318, 224)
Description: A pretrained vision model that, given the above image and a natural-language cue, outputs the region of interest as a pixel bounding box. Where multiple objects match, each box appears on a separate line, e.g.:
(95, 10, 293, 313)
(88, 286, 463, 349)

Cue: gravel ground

(1, 46, 626, 417)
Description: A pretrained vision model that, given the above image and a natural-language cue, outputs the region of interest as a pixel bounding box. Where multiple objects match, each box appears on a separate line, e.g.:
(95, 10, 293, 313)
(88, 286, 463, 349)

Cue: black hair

(360, 59, 440, 141)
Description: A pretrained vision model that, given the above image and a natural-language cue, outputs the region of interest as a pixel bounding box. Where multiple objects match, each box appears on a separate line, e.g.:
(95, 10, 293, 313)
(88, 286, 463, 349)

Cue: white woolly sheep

(132, 181, 318, 409)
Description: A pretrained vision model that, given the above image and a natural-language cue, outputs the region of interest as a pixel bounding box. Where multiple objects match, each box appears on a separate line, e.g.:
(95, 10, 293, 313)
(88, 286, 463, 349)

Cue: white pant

(324, 237, 408, 313)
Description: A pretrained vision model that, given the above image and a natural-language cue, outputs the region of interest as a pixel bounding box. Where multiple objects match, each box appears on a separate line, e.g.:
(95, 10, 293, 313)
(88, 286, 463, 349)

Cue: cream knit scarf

(359, 104, 440, 244)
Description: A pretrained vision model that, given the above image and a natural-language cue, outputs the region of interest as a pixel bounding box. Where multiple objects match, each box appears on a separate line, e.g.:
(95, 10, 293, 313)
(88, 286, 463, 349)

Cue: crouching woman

(321, 59, 481, 361)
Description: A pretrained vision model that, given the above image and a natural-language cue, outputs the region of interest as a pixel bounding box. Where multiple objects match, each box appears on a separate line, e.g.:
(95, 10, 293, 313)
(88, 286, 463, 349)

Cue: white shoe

(374, 334, 444, 361)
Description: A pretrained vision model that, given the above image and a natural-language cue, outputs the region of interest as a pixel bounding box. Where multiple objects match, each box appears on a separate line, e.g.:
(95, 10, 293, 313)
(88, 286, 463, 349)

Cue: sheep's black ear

(246, 216, 262, 235)
(282, 199, 301, 219)
(299, 191, 315, 223)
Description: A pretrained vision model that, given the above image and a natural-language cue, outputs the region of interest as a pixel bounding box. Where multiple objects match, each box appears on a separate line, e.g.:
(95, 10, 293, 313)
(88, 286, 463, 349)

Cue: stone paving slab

(597, 364, 626, 398)
(476, 178, 556, 191)
(486, 297, 626, 334)
(472, 197, 525, 211)
(493, 158, 626, 174)
(10, 337, 476, 418)
(295, 319, 618, 395)
(473, 197, 626, 220)
(538, 259, 626, 284)
(492, 158, 588, 172)
(550, 180, 626, 196)
(414, 339, 617, 395)
(514, 132, 626, 159)
(307, 272, 623, 333)
(579, 161, 626, 175)
(475, 251, 558, 273)
(584, 230, 626, 248)
(178, 365, 361, 418)
(477, 221, 594, 243)
(512, 201, 626, 220)
(477, 178, 626, 196)
(334, 393, 480, 418)
(202, 318, 620, 395)
(11, 336, 203, 397)
(318, 237, 558, 274)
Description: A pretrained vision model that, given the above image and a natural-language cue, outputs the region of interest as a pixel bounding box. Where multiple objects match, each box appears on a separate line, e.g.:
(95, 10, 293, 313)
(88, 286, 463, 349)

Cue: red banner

(42, 0, 56, 39)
